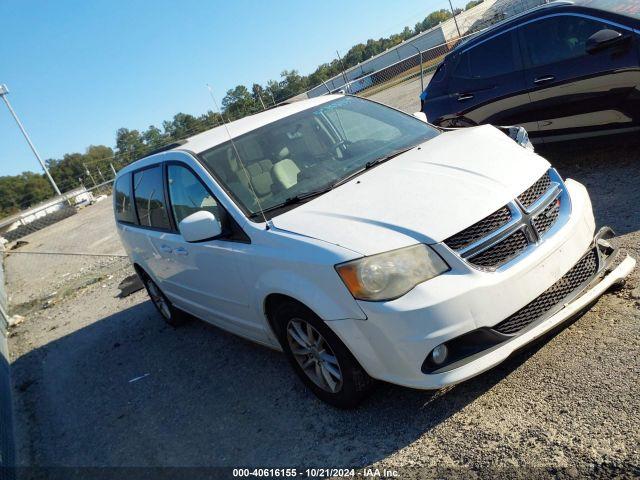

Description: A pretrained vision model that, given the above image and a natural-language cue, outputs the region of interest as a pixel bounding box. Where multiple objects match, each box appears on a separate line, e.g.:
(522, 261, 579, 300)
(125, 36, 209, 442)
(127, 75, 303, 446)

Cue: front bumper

(328, 180, 635, 390)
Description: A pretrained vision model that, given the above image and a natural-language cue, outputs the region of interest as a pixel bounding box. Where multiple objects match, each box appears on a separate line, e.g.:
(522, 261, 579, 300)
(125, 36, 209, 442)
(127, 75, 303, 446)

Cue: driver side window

(520, 16, 609, 67)
(167, 164, 226, 227)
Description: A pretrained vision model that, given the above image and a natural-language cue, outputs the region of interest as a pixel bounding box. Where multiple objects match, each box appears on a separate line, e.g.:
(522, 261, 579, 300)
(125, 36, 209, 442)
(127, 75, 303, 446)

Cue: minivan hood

(271, 125, 550, 256)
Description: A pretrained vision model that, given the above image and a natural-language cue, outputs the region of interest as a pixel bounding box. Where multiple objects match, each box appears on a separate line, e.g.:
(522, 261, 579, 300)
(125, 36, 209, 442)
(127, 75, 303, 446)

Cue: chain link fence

(0, 0, 548, 244)
(0, 245, 15, 479)
(303, 0, 547, 113)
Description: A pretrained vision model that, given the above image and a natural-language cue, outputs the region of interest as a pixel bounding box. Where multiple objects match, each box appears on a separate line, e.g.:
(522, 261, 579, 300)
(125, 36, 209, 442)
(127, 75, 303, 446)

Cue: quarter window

(133, 166, 171, 229)
(167, 164, 224, 226)
(114, 173, 136, 224)
(520, 16, 609, 67)
(453, 33, 517, 79)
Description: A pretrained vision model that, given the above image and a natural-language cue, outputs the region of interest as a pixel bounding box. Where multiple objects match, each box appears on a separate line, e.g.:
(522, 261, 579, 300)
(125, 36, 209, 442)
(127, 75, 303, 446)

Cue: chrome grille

(444, 207, 512, 251)
(468, 230, 528, 269)
(517, 171, 552, 209)
(444, 169, 567, 270)
(532, 198, 560, 236)
(493, 249, 599, 335)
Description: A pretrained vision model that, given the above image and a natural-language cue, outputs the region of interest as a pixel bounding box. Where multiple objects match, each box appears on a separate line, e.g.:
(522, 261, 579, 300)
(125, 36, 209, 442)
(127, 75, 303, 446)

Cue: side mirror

(498, 126, 535, 151)
(586, 29, 625, 54)
(412, 112, 430, 123)
(178, 211, 222, 242)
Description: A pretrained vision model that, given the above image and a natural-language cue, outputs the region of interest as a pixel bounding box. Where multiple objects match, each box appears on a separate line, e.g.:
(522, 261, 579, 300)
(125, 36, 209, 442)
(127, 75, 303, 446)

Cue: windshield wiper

(333, 145, 416, 188)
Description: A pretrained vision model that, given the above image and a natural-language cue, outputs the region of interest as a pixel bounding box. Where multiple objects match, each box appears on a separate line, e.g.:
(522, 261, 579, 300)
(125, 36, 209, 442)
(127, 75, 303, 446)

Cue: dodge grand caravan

(113, 95, 634, 408)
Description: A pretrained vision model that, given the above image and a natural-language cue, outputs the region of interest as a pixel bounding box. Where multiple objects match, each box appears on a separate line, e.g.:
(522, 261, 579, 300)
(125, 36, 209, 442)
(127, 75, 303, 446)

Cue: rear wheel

(140, 272, 187, 327)
(274, 301, 375, 408)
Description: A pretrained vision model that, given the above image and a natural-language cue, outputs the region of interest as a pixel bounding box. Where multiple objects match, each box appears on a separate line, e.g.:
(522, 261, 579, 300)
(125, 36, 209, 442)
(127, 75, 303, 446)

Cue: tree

(115, 128, 146, 164)
(465, 0, 483, 10)
(142, 125, 166, 151)
(421, 9, 452, 32)
(162, 113, 202, 140)
(0, 2, 479, 217)
(0, 171, 54, 215)
(222, 85, 259, 119)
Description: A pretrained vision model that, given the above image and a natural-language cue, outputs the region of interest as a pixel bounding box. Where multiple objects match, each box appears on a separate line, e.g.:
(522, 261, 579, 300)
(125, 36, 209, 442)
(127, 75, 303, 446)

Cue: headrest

(278, 146, 290, 160)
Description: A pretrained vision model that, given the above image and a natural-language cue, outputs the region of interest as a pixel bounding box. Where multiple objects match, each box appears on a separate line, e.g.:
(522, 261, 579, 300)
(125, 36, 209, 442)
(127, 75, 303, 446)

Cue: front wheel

(274, 302, 375, 408)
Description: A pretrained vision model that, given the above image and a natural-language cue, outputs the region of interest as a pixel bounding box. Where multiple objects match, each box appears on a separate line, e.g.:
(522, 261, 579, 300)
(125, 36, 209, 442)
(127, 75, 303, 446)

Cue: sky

(0, 0, 467, 177)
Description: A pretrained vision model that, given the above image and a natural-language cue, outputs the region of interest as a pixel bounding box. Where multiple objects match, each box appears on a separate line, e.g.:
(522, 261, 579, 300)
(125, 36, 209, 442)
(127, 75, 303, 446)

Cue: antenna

(206, 85, 270, 228)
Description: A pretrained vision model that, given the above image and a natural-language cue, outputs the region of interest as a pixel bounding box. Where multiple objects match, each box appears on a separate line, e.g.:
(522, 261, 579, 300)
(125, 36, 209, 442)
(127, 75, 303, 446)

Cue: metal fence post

(405, 43, 424, 92)
(83, 163, 97, 188)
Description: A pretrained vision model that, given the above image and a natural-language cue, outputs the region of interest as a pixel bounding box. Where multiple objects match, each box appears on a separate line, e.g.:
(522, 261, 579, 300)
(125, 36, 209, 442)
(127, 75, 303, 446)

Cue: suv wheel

(140, 272, 187, 327)
(274, 301, 375, 408)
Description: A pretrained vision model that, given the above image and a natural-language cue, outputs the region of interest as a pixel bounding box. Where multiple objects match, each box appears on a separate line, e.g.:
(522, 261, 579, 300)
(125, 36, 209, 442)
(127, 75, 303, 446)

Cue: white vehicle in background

(113, 95, 634, 408)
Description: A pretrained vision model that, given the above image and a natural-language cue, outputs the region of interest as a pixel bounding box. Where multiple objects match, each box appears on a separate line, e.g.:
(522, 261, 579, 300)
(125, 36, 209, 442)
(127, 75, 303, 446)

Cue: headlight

(335, 244, 449, 301)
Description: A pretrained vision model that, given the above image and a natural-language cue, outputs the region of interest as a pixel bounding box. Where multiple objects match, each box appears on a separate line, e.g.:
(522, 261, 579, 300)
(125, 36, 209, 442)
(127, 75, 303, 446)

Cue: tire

(139, 271, 188, 327)
(273, 301, 375, 408)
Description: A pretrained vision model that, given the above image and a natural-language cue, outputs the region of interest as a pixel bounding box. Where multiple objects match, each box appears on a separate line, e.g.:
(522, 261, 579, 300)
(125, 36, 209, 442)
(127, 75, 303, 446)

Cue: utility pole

(448, 0, 462, 38)
(97, 167, 106, 183)
(109, 163, 117, 177)
(0, 84, 62, 196)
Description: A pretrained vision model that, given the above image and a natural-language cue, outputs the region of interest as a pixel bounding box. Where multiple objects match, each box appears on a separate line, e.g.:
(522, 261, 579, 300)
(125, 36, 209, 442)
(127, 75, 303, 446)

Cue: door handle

(457, 94, 474, 101)
(174, 247, 188, 256)
(534, 75, 555, 84)
(159, 245, 173, 254)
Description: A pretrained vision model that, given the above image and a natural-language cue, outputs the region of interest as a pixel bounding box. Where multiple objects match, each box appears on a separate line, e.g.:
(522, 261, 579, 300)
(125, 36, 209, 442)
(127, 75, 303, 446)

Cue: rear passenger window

(453, 33, 517, 79)
(133, 166, 171, 230)
(167, 164, 225, 226)
(114, 173, 136, 224)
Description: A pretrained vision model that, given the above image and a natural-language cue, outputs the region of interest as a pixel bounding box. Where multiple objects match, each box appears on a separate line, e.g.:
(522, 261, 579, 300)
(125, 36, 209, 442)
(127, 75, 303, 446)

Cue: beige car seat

(226, 147, 275, 201)
(273, 158, 301, 190)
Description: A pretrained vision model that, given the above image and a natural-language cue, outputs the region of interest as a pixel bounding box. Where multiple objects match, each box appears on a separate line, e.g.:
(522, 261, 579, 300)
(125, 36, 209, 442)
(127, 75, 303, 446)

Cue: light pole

(0, 84, 62, 196)
(448, 0, 462, 38)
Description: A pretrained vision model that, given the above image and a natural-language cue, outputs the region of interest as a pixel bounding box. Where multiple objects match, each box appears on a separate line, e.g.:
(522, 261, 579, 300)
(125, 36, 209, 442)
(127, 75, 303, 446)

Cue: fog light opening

(431, 344, 449, 365)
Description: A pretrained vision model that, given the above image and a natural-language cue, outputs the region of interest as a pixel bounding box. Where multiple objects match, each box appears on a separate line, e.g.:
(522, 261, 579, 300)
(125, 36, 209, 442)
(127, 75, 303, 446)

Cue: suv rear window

(133, 166, 171, 230)
(114, 173, 136, 224)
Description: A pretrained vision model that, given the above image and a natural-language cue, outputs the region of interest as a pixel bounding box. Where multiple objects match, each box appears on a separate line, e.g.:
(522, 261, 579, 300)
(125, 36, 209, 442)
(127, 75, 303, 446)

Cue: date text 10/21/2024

(232, 468, 400, 478)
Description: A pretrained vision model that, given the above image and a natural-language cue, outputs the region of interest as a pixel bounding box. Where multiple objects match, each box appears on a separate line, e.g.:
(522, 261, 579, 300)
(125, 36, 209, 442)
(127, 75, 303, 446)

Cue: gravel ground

(368, 76, 428, 113)
(4, 94, 640, 478)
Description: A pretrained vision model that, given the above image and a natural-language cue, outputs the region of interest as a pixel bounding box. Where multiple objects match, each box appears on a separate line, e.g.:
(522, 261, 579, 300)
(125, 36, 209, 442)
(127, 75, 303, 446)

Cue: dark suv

(420, 0, 640, 143)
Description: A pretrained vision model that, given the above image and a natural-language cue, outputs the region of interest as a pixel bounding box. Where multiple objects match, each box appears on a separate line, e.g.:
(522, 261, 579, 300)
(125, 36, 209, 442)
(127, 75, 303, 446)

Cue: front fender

(254, 268, 367, 322)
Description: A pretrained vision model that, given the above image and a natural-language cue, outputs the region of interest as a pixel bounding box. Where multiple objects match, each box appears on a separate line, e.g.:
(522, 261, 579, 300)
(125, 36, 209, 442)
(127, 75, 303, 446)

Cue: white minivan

(114, 95, 634, 408)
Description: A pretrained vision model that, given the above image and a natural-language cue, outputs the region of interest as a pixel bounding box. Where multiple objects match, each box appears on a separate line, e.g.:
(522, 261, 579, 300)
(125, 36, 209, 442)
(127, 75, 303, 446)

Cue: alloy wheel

(286, 318, 343, 393)
(146, 279, 172, 320)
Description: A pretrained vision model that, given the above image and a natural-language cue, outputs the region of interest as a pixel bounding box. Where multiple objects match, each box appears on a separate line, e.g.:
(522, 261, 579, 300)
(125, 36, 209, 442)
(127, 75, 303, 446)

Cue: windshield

(199, 96, 439, 219)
